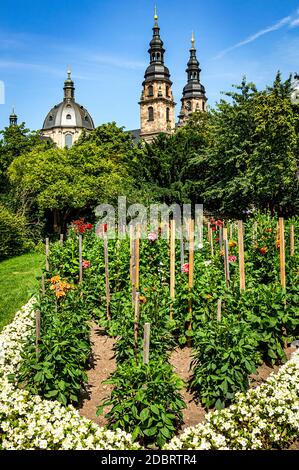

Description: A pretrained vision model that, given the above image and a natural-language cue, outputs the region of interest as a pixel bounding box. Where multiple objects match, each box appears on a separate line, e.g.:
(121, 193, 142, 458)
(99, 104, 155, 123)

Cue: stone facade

(139, 80, 176, 142)
(41, 127, 85, 148)
(179, 95, 207, 126)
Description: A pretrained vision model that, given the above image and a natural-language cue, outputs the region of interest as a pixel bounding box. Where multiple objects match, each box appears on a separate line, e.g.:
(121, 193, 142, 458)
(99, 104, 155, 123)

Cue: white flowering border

(0, 299, 140, 450)
(2, 300, 299, 450)
(165, 349, 299, 450)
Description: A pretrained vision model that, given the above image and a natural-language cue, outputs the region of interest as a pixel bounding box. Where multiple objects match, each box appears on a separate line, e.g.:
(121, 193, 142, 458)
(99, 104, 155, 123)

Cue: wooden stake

(230, 223, 233, 240)
(224, 239, 230, 287)
(180, 230, 185, 270)
(170, 220, 176, 319)
(217, 299, 222, 322)
(36, 309, 41, 358)
(104, 234, 111, 321)
(45, 238, 49, 272)
(134, 291, 140, 358)
(279, 218, 286, 289)
(60, 234, 64, 246)
(143, 323, 151, 365)
(209, 226, 214, 257)
(130, 225, 134, 282)
(79, 234, 83, 283)
(238, 221, 246, 292)
(219, 225, 223, 249)
(135, 224, 141, 292)
(187, 219, 195, 345)
(290, 224, 295, 257)
(223, 227, 228, 241)
(41, 274, 45, 295)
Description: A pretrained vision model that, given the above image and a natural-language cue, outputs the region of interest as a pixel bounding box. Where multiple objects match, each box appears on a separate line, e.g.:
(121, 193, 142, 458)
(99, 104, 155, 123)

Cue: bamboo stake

(143, 323, 151, 365)
(224, 239, 230, 287)
(104, 234, 111, 321)
(279, 218, 286, 289)
(208, 222, 211, 244)
(131, 239, 136, 305)
(60, 234, 64, 246)
(79, 234, 83, 283)
(45, 238, 49, 272)
(217, 299, 222, 322)
(230, 223, 233, 240)
(170, 220, 176, 320)
(134, 291, 140, 358)
(223, 227, 228, 241)
(36, 310, 41, 359)
(238, 221, 246, 292)
(187, 219, 195, 345)
(290, 224, 295, 257)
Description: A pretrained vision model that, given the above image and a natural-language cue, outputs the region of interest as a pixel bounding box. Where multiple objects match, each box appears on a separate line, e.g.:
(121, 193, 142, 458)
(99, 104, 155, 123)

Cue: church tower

(9, 107, 18, 126)
(139, 7, 176, 142)
(178, 33, 207, 125)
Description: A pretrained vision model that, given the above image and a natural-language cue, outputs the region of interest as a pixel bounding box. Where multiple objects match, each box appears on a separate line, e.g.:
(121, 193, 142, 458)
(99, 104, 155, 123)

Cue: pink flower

(182, 263, 189, 274)
(228, 255, 237, 263)
(148, 232, 158, 243)
(216, 220, 224, 227)
(82, 260, 91, 269)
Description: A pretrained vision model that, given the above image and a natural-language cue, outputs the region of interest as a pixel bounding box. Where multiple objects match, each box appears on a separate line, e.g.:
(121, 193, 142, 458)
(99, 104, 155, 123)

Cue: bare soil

(79, 324, 298, 449)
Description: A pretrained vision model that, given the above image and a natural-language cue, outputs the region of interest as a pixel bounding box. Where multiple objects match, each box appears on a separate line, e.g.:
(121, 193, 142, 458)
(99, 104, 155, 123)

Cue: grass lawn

(0, 252, 44, 332)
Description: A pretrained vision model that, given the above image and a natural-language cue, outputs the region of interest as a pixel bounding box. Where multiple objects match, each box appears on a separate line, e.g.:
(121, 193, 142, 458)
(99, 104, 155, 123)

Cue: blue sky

(0, 0, 299, 131)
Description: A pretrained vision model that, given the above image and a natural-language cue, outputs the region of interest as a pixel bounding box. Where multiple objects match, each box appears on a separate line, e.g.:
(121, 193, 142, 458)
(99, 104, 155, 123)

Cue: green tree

(8, 123, 138, 233)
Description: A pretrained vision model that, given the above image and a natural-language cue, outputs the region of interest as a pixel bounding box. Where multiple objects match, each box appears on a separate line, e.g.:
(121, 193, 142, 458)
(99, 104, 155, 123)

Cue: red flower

(182, 263, 189, 274)
(82, 260, 91, 269)
(228, 255, 237, 263)
(86, 223, 93, 230)
(216, 220, 223, 227)
(212, 226, 217, 232)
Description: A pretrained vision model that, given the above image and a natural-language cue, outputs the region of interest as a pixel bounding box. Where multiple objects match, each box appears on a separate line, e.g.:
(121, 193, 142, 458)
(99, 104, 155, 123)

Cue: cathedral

(10, 10, 208, 147)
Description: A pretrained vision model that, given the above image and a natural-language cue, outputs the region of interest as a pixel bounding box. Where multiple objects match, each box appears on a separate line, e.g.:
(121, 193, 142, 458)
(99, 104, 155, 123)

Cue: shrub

(0, 204, 32, 260)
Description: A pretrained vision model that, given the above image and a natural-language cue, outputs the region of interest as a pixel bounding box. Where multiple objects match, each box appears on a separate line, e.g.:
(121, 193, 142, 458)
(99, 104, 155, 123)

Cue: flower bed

(0, 300, 139, 450)
(165, 349, 299, 450)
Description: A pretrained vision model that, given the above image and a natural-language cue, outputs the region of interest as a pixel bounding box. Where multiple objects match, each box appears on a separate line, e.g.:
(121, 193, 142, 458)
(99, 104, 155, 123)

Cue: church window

(166, 86, 170, 97)
(148, 85, 154, 97)
(66, 114, 72, 120)
(49, 115, 53, 121)
(202, 102, 205, 111)
(65, 134, 73, 149)
(148, 107, 154, 121)
(166, 107, 170, 122)
(85, 115, 89, 121)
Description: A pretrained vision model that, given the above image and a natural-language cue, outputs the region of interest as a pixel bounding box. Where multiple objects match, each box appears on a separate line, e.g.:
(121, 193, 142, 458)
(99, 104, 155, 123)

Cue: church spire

(9, 106, 18, 126)
(178, 33, 207, 125)
(63, 65, 75, 102)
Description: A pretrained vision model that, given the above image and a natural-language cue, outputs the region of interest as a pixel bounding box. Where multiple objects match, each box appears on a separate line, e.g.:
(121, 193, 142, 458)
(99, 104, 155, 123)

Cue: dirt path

(80, 324, 297, 438)
(170, 348, 206, 428)
(79, 323, 116, 426)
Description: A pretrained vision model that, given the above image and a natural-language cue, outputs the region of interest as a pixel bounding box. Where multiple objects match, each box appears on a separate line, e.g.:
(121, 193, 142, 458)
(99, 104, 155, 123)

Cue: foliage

(97, 359, 185, 448)
(189, 317, 260, 409)
(0, 203, 33, 260)
(18, 285, 92, 406)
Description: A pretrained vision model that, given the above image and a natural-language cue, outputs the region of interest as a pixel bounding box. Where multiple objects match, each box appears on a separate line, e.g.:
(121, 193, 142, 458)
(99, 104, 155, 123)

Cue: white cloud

(214, 9, 299, 59)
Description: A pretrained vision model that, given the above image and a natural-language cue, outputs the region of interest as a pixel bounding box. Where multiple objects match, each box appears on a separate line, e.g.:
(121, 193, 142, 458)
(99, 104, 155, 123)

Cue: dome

(42, 67, 95, 131)
(42, 101, 95, 131)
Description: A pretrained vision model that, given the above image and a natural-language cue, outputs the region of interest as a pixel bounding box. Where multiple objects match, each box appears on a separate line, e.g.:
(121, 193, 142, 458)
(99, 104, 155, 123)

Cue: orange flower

(229, 240, 237, 248)
(50, 275, 61, 284)
(265, 228, 273, 233)
(276, 240, 281, 249)
(259, 246, 268, 255)
(220, 249, 224, 257)
(55, 290, 66, 298)
(139, 295, 147, 304)
(206, 294, 213, 300)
